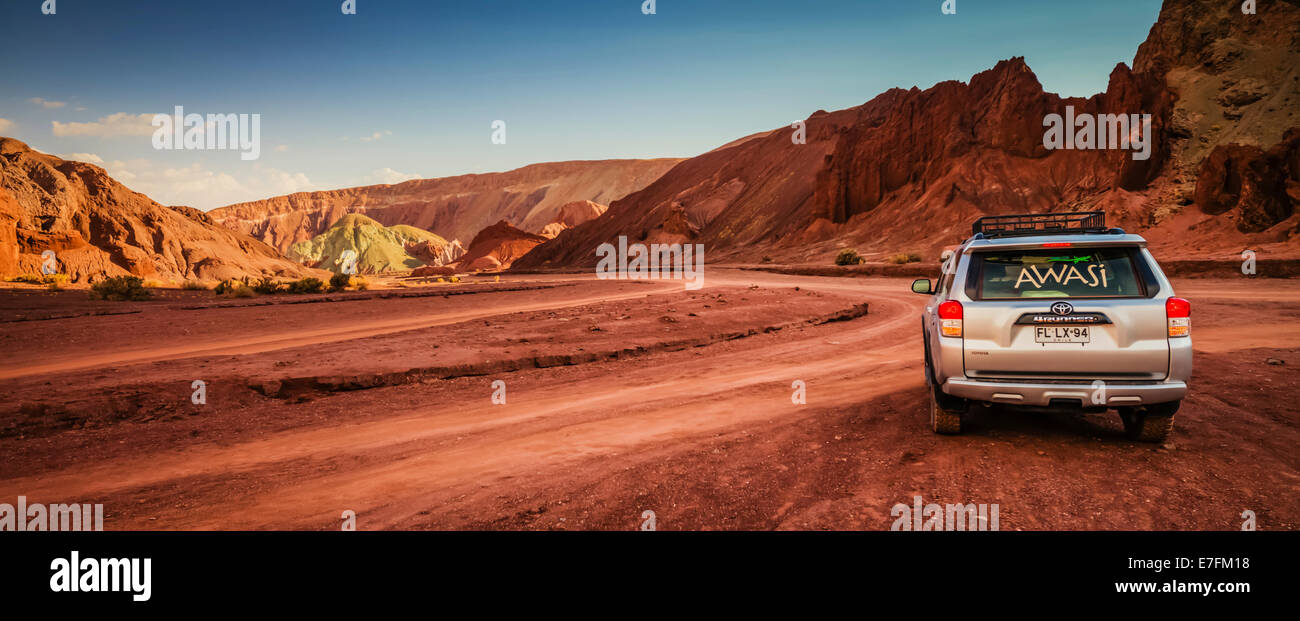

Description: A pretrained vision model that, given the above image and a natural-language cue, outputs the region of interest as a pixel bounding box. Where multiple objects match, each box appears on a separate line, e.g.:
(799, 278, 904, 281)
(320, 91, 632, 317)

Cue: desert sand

(0, 270, 1295, 530)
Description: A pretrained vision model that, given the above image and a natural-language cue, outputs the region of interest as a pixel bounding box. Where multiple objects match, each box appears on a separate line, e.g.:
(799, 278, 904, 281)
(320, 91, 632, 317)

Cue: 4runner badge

(1050, 302, 1074, 315)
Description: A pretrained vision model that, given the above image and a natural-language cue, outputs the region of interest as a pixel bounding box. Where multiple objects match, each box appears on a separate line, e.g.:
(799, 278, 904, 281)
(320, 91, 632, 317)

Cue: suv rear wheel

(929, 385, 964, 434)
(1118, 401, 1179, 442)
(924, 328, 965, 434)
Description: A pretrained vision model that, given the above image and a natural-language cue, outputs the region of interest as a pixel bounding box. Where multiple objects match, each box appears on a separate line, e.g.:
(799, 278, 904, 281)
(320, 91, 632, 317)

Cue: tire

(924, 323, 963, 434)
(929, 385, 964, 435)
(1119, 401, 1179, 442)
(922, 322, 934, 387)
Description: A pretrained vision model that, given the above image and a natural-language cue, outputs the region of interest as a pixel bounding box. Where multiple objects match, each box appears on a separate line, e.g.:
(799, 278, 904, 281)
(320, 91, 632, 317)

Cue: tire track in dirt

(0, 282, 684, 381)
(2, 274, 921, 528)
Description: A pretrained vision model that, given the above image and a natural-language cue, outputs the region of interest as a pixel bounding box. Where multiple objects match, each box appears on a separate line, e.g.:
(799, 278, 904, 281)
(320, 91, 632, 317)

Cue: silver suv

(911, 212, 1191, 442)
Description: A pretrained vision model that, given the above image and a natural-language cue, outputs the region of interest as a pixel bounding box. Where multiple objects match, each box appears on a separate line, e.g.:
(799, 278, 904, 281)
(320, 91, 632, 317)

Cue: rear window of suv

(966, 247, 1151, 300)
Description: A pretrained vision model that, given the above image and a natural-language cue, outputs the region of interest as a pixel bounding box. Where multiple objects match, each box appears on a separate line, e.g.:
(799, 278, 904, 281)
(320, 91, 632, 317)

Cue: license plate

(1035, 326, 1090, 343)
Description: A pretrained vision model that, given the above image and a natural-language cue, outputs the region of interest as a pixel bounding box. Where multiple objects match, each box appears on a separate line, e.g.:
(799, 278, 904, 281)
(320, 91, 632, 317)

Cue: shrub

(10, 273, 43, 284)
(449, 276, 460, 283)
(91, 276, 152, 301)
(352, 277, 370, 291)
(887, 252, 922, 265)
(760, 256, 773, 264)
(214, 279, 257, 298)
(252, 277, 282, 295)
(181, 280, 208, 291)
(142, 279, 165, 289)
(288, 277, 325, 294)
(329, 272, 352, 292)
(835, 248, 863, 266)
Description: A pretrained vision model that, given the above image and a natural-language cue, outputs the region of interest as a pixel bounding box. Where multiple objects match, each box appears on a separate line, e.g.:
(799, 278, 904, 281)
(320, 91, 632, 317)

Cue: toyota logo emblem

(1050, 301, 1074, 316)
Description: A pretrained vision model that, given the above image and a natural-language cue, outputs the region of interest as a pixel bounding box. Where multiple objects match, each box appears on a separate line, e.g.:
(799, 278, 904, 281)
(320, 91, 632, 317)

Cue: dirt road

(0, 270, 1296, 530)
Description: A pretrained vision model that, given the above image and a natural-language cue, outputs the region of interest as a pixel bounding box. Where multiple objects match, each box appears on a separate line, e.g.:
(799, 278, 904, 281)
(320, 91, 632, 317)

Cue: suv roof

(962, 232, 1148, 252)
(961, 211, 1145, 251)
(971, 211, 1112, 238)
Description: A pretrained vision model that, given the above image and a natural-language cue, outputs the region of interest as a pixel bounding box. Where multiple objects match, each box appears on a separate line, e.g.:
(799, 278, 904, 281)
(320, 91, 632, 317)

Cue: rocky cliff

(0, 138, 318, 282)
(519, 0, 1300, 268)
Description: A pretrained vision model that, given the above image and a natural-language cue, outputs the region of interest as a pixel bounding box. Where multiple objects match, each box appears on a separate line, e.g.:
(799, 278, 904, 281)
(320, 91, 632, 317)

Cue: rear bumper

(943, 378, 1186, 407)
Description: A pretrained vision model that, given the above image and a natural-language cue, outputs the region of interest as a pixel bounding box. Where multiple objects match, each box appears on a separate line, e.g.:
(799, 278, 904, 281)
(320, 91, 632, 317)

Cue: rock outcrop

(0, 188, 20, 276)
(286, 213, 454, 274)
(405, 237, 465, 267)
(540, 200, 608, 238)
(1196, 128, 1300, 232)
(455, 220, 550, 272)
(0, 138, 318, 282)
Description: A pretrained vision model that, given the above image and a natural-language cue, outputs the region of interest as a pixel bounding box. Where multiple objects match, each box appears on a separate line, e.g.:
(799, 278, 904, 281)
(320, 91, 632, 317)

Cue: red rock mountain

(0, 138, 318, 283)
(540, 200, 608, 238)
(455, 220, 550, 272)
(210, 159, 681, 253)
(519, 0, 1300, 268)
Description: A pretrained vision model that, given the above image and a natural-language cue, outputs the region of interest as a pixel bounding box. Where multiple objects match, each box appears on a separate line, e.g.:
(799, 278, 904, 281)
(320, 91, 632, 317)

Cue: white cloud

(29, 97, 67, 109)
(61, 152, 105, 164)
(359, 130, 392, 142)
(0, 118, 13, 133)
(101, 159, 315, 209)
(52, 112, 155, 137)
(366, 168, 421, 185)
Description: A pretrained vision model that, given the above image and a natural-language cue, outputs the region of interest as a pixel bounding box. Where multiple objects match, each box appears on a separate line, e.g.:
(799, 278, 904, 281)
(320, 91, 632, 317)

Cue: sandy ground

(0, 270, 1296, 530)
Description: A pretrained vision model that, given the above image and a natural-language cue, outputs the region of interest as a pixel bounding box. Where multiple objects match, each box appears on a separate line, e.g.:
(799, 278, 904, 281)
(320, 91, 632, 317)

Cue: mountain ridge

(517, 0, 1300, 268)
(210, 158, 683, 254)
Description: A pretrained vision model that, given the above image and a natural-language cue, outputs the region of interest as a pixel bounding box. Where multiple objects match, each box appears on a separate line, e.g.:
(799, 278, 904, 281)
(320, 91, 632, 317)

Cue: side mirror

(911, 279, 932, 295)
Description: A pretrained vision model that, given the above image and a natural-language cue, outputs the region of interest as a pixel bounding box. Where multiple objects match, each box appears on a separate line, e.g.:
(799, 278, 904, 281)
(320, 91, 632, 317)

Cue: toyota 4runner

(912, 212, 1191, 442)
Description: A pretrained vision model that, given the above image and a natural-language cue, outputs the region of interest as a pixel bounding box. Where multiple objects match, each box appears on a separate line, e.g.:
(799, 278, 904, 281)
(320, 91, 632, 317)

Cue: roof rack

(971, 211, 1111, 239)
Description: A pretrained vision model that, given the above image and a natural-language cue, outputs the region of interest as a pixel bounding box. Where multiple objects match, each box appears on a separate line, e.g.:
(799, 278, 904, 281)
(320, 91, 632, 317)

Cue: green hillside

(287, 214, 449, 274)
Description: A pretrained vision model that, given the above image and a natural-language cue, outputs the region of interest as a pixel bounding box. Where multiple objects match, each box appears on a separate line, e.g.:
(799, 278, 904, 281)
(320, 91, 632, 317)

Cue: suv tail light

(1166, 297, 1191, 337)
(938, 300, 963, 338)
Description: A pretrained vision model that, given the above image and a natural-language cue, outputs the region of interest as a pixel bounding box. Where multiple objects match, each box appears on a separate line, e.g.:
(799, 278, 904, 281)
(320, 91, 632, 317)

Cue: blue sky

(0, 0, 1162, 209)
